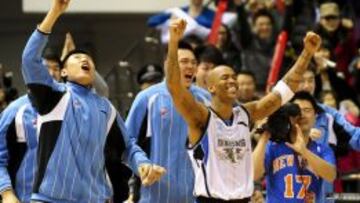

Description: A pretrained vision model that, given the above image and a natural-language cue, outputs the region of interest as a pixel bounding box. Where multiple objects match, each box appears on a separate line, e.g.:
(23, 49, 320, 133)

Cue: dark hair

(318, 90, 338, 105)
(194, 44, 225, 65)
(291, 91, 321, 113)
(253, 9, 274, 25)
(164, 40, 195, 60)
(237, 70, 256, 82)
(137, 64, 164, 85)
(183, 34, 204, 49)
(61, 49, 93, 69)
(42, 48, 61, 66)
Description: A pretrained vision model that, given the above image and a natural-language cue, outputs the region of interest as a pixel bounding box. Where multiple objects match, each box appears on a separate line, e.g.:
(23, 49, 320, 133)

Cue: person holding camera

(253, 91, 336, 203)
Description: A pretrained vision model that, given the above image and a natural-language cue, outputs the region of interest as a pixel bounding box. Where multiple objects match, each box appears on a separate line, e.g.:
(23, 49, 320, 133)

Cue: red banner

(208, 0, 228, 44)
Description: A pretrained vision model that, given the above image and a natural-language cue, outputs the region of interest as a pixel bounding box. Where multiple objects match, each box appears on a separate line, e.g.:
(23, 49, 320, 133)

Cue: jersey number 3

(284, 174, 312, 199)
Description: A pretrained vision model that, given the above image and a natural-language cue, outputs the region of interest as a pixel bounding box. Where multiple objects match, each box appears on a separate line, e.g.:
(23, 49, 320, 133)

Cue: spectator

(215, 24, 242, 73)
(236, 70, 259, 103)
(313, 42, 359, 106)
(147, 0, 214, 43)
(315, 1, 357, 81)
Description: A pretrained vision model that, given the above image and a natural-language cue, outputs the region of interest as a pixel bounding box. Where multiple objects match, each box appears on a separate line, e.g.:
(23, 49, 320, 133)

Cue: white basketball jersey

(188, 106, 254, 200)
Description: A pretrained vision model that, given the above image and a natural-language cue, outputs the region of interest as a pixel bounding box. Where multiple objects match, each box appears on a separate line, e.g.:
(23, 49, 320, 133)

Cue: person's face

(254, 16, 272, 40)
(208, 66, 238, 102)
(299, 71, 316, 95)
(44, 59, 61, 81)
(178, 49, 198, 88)
(320, 15, 340, 32)
(196, 61, 215, 89)
(217, 25, 228, 48)
(322, 93, 337, 108)
(237, 74, 256, 102)
(293, 99, 316, 134)
(61, 53, 96, 86)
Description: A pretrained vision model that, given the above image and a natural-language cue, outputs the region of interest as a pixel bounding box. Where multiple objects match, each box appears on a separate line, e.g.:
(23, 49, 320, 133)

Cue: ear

(61, 68, 68, 77)
(208, 85, 216, 94)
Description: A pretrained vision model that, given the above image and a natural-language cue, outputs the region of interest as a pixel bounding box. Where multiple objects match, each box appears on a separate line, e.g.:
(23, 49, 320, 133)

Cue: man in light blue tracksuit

(21, 1, 165, 202)
(0, 96, 37, 203)
(126, 42, 210, 203)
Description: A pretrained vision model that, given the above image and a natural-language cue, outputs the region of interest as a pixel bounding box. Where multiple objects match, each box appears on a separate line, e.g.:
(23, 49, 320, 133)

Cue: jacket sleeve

(21, 29, 65, 115)
(107, 111, 150, 175)
(125, 92, 149, 141)
(0, 106, 19, 194)
(320, 104, 360, 151)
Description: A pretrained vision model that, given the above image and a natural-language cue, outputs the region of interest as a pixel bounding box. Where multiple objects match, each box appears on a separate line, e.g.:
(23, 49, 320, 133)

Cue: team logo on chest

(216, 138, 247, 163)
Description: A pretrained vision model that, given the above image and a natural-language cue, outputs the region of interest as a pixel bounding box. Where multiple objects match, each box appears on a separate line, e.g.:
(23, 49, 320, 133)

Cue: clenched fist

(169, 19, 187, 43)
(303, 32, 322, 55)
(138, 164, 166, 186)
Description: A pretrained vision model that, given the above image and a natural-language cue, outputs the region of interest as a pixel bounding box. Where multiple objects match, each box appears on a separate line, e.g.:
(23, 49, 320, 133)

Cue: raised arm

(22, 0, 70, 115)
(320, 104, 360, 151)
(244, 32, 321, 121)
(165, 19, 208, 144)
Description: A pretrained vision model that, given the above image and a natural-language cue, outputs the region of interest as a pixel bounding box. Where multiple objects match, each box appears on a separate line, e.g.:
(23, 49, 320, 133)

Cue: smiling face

(178, 49, 198, 88)
(207, 66, 238, 103)
(61, 53, 96, 86)
(254, 15, 273, 40)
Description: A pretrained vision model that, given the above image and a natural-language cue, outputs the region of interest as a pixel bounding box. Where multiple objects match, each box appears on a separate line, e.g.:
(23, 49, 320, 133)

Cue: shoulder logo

(160, 107, 168, 116)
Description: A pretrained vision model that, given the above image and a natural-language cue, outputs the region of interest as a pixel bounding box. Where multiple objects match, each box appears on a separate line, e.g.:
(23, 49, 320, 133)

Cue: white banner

(22, 0, 189, 13)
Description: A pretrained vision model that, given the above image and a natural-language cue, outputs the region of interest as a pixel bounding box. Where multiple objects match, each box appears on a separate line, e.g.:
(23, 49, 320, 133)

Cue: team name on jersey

(272, 154, 295, 174)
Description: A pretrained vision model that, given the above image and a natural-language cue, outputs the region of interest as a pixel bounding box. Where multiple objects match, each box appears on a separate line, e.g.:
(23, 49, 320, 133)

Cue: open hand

(286, 124, 307, 155)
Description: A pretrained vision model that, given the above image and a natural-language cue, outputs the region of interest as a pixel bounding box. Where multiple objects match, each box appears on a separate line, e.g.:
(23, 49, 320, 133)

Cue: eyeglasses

(322, 15, 340, 21)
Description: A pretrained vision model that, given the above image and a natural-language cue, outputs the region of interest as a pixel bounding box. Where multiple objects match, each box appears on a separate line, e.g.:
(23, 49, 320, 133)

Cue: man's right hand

(169, 19, 187, 43)
(1, 190, 20, 203)
(138, 164, 166, 186)
(50, 0, 71, 15)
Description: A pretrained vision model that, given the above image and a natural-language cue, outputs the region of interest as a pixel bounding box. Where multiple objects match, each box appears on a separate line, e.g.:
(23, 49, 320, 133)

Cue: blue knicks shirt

(126, 82, 210, 203)
(265, 141, 335, 203)
(0, 95, 38, 203)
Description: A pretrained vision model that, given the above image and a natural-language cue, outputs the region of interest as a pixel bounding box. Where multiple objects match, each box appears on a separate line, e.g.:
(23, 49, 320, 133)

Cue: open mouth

(184, 74, 193, 81)
(81, 64, 90, 71)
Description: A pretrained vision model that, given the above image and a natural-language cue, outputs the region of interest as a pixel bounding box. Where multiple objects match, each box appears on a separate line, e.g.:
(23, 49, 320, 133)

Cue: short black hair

(42, 48, 61, 66)
(291, 91, 321, 113)
(165, 40, 195, 55)
(183, 34, 204, 49)
(253, 9, 274, 25)
(61, 49, 93, 69)
(194, 44, 225, 65)
(137, 64, 163, 85)
(237, 70, 256, 82)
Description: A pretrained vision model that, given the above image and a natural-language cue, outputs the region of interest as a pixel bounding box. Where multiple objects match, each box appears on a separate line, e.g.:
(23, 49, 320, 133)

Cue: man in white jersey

(165, 19, 321, 202)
